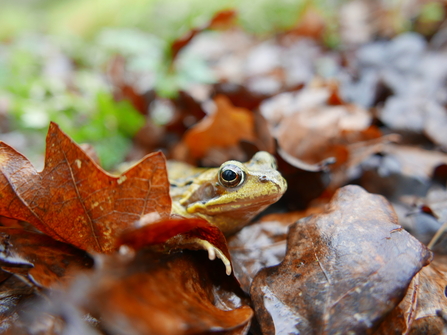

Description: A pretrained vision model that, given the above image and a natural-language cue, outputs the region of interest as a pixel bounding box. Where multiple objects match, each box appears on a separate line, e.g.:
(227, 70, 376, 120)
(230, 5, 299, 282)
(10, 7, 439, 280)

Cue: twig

(427, 221, 447, 249)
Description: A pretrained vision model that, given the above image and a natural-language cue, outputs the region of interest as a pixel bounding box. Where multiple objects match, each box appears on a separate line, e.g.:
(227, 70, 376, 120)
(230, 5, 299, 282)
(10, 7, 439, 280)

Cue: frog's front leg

(165, 235, 232, 276)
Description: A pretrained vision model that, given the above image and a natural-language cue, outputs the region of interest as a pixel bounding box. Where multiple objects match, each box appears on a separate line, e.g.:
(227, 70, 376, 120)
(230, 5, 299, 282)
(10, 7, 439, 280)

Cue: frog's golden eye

(218, 164, 245, 188)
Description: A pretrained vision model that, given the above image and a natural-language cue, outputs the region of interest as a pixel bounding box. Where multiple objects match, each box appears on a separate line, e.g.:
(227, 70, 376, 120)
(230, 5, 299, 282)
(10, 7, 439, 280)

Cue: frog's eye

(218, 164, 245, 188)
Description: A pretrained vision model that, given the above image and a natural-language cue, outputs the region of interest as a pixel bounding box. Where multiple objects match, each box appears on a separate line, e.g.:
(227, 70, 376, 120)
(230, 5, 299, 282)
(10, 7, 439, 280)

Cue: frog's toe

(202, 241, 231, 275)
(166, 236, 232, 276)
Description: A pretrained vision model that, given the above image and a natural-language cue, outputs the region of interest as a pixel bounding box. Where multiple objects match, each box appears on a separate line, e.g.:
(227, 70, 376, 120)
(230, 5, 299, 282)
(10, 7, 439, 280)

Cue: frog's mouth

(189, 194, 283, 216)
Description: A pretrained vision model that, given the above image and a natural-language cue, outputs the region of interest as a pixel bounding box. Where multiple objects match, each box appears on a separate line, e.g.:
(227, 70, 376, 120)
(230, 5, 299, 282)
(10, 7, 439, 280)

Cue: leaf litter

(2, 3, 447, 334)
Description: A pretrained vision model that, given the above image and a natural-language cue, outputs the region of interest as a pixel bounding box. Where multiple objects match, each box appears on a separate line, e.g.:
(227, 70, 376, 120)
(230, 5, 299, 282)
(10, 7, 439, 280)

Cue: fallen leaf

(0, 275, 35, 333)
(250, 185, 432, 334)
(109, 55, 149, 115)
(90, 252, 252, 335)
(0, 227, 93, 288)
(8, 250, 253, 335)
(118, 217, 231, 273)
(213, 83, 271, 111)
(275, 99, 375, 167)
(409, 258, 447, 334)
(166, 91, 206, 137)
(182, 95, 257, 162)
(0, 122, 171, 253)
(376, 257, 447, 334)
(229, 210, 320, 292)
(381, 144, 447, 182)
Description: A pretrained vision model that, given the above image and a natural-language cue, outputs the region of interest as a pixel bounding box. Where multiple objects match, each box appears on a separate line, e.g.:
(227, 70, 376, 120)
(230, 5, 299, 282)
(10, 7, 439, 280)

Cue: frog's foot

(165, 235, 232, 275)
(199, 239, 232, 276)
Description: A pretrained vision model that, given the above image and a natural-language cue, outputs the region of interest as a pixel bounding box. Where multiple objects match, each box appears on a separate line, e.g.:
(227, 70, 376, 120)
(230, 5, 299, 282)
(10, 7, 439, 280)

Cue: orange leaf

(0, 122, 171, 253)
(118, 217, 231, 262)
(183, 95, 256, 159)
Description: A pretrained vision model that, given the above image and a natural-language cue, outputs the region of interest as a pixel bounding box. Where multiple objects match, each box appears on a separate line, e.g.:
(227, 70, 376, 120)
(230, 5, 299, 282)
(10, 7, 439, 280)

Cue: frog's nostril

(259, 175, 269, 182)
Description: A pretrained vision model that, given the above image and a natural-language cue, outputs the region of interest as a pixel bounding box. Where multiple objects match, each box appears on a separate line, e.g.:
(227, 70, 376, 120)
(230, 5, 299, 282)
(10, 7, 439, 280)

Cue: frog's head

(180, 151, 287, 234)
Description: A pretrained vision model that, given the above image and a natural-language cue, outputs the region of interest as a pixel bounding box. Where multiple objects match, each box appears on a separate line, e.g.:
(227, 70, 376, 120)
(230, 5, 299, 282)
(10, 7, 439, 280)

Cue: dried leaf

(89, 251, 252, 335)
(182, 95, 257, 162)
(0, 122, 171, 253)
(10, 250, 253, 335)
(382, 144, 447, 182)
(0, 228, 93, 288)
(118, 216, 231, 263)
(0, 275, 35, 333)
(250, 185, 432, 334)
(229, 211, 319, 292)
(376, 257, 447, 334)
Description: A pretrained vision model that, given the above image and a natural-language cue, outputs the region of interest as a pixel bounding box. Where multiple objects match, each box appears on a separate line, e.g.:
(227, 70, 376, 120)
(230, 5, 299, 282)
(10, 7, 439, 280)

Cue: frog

(168, 151, 287, 235)
(167, 151, 287, 275)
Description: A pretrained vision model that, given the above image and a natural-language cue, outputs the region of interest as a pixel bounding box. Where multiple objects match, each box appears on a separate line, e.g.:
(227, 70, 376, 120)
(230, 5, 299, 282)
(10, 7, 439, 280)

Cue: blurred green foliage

(0, 33, 146, 169)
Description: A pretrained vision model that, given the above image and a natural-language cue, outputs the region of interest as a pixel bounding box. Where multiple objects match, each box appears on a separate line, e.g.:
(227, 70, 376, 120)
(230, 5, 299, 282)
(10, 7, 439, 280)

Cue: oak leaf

(0, 122, 171, 253)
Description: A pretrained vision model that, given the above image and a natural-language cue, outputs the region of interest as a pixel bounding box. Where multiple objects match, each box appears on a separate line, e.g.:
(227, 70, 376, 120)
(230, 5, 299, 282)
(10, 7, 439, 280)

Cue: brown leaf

(90, 251, 252, 335)
(250, 185, 432, 334)
(0, 275, 35, 333)
(382, 144, 447, 182)
(213, 83, 271, 111)
(229, 210, 320, 292)
(276, 103, 376, 167)
(118, 216, 231, 261)
(0, 227, 93, 288)
(0, 122, 171, 253)
(376, 257, 447, 335)
(109, 55, 149, 115)
(10, 250, 253, 335)
(182, 95, 257, 162)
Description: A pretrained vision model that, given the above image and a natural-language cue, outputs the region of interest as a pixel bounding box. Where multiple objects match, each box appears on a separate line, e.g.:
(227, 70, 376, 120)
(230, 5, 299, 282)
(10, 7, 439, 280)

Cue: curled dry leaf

(88, 251, 252, 335)
(118, 217, 232, 275)
(0, 227, 93, 288)
(0, 122, 171, 253)
(250, 185, 432, 335)
(10, 250, 253, 335)
(89, 252, 252, 335)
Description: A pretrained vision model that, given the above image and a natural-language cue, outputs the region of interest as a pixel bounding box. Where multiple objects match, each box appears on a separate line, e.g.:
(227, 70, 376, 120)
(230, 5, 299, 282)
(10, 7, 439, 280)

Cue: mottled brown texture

(0, 122, 171, 253)
(377, 257, 447, 335)
(228, 211, 316, 292)
(0, 227, 93, 288)
(82, 251, 252, 335)
(0, 274, 35, 333)
(250, 185, 432, 335)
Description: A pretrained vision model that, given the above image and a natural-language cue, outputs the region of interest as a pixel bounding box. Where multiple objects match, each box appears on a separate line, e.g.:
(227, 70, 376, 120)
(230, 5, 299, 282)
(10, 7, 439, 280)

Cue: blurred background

(1, 0, 445, 169)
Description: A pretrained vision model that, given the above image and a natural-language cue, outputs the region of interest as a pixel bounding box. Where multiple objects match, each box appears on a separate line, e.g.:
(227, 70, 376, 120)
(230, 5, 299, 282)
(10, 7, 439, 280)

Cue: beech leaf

(0, 122, 171, 253)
